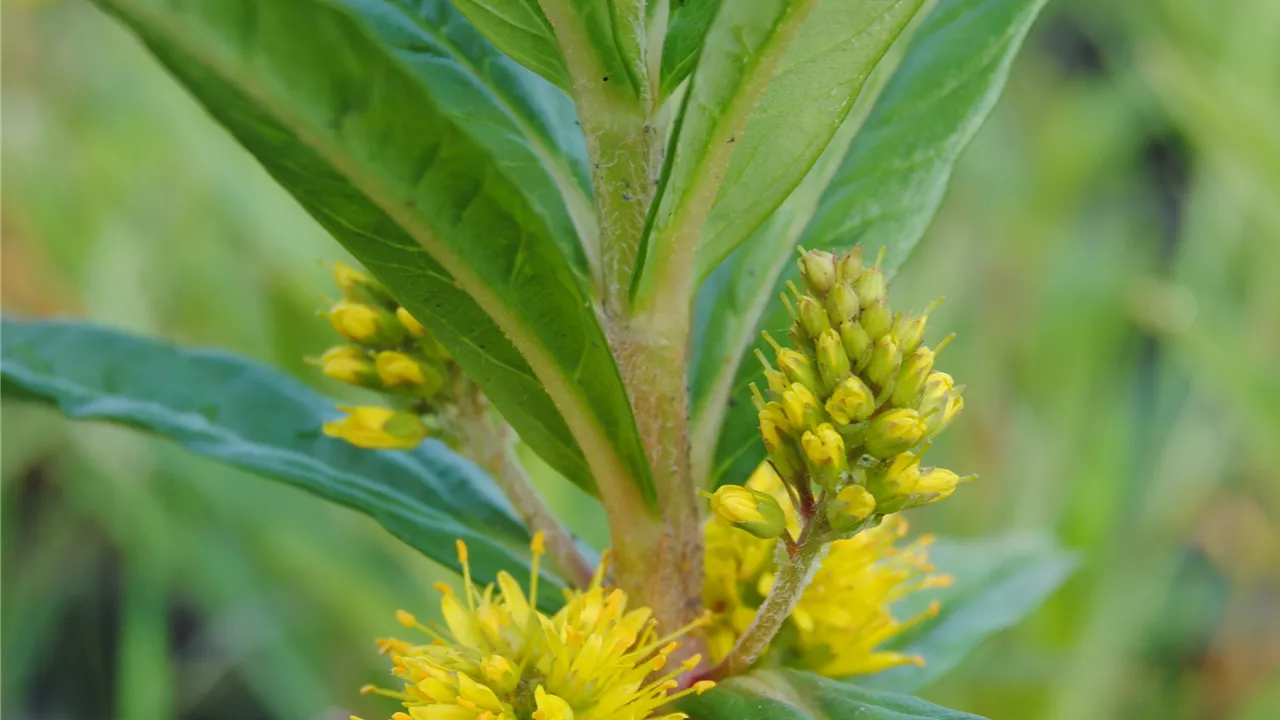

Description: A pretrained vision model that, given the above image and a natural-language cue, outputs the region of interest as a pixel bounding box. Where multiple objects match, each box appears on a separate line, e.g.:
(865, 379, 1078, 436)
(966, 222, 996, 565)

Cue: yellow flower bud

(854, 266, 887, 309)
(375, 351, 445, 396)
(865, 408, 926, 458)
(816, 329, 851, 390)
(799, 249, 837, 294)
(760, 409, 805, 483)
(836, 246, 864, 283)
(827, 484, 876, 532)
(327, 300, 404, 347)
(891, 347, 935, 407)
(825, 375, 876, 424)
(395, 307, 425, 337)
(892, 311, 929, 355)
(763, 368, 790, 396)
(314, 346, 376, 386)
(322, 406, 428, 450)
(798, 295, 832, 340)
(781, 384, 823, 431)
(480, 654, 521, 695)
(706, 485, 787, 539)
(332, 261, 393, 305)
(801, 423, 846, 489)
(918, 372, 963, 438)
(861, 300, 893, 340)
(867, 452, 921, 511)
(914, 467, 960, 499)
(776, 347, 820, 392)
(865, 335, 902, 390)
(839, 321, 873, 369)
(825, 281, 860, 324)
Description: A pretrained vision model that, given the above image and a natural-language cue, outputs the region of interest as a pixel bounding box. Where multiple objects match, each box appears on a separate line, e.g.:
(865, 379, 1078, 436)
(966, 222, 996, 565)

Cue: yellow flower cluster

(311, 262, 460, 450)
(737, 245, 970, 538)
(704, 466, 950, 676)
(359, 535, 714, 720)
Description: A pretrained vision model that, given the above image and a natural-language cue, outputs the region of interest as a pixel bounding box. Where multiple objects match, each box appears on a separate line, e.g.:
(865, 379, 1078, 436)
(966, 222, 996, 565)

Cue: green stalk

(707, 515, 831, 679)
(453, 389, 595, 589)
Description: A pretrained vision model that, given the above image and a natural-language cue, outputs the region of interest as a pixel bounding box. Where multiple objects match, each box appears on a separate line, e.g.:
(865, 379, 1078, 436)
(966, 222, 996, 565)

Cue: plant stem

(707, 516, 831, 679)
(611, 312, 706, 643)
(453, 390, 595, 589)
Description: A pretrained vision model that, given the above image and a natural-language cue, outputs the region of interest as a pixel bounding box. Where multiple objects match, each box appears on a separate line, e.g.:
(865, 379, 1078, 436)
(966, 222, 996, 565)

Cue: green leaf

(94, 0, 656, 505)
(865, 533, 1078, 693)
(692, 0, 926, 283)
(802, 0, 1049, 260)
(659, 0, 722, 99)
(536, 0, 651, 102)
(0, 318, 567, 605)
(445, 0, 571, 90)
(679, 669, 987, 719)
(634, 0, 826, 309)
(697, 0, 1047, 488)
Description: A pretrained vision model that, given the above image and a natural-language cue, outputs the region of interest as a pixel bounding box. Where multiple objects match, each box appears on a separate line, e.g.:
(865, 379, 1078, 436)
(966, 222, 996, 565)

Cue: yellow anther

(395, 610, 417, 628)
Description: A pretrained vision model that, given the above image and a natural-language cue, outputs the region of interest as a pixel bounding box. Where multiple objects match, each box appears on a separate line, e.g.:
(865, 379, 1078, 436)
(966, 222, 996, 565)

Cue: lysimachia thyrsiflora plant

(1, 0, 1071, 718)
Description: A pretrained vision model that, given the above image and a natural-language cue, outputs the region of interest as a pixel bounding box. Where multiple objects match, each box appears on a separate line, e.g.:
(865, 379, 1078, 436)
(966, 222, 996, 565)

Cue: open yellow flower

(703, 465, 952, 677)
(360, 535, 714, 720)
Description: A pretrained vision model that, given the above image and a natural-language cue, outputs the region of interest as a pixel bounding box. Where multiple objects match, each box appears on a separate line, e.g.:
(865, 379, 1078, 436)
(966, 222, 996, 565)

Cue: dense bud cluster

(311, 262, 469, 450)
(734, 246, 970, 538)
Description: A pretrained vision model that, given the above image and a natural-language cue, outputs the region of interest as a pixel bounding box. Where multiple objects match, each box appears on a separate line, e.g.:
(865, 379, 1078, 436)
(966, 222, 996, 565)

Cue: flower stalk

(451, 390, 596, 590)
(707, 512, 832, 679)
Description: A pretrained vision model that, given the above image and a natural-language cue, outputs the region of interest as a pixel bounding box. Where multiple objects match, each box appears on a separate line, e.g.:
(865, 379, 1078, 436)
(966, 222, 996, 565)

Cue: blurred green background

(3, 0, 1278, 718)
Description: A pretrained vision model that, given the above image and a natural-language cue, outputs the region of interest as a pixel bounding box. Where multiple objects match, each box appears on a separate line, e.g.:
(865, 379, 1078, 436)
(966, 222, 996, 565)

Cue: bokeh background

(3, 0, 1278, 718)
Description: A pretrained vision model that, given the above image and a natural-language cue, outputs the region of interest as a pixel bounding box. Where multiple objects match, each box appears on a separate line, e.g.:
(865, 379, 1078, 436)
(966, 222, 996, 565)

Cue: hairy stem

(453, 390, 595, 589)
(611, 312, 706, 642)
(709, 516, 831, 679)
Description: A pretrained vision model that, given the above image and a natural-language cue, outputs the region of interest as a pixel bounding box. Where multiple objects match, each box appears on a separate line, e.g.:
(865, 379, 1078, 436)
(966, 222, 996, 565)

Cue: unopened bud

(918, 372, 963, 438)
(776, 348, 820, 393)
(705, 485, 787, 539)
(798, 296, 832, 340)
(816, 329, 851, 389)
(866, 452, 921, 510)
(760, 409, 805, 482)
(395, 307, 426, 337)
(315, 346, 377, 386)
(825, 281, 860, 324)
(854, 266, 887, 309)
(837, 247, 864, 283)
(839, 321, 873, 369)
(891, 347, 935, 407)
(865, 408, 927, 458)
(323, 406, 427, 450)
(481, 654, 521, 695)
(913, 467, 961, 501)
(376, 351, 445, 396)
(799, 249, 837, 294)
(825, 375, 876, 424)
(801, 423, 847, 488)
(327, 300, 405, 347)
(781, 384, 823, 431)
(865, 335, 902, 390)
(333, 261, 394, 306)
(763, 368, 790, 396)
(861, 300, 893, 340)
(892, 311, 930, 355)
(827, 484, 876, 532)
